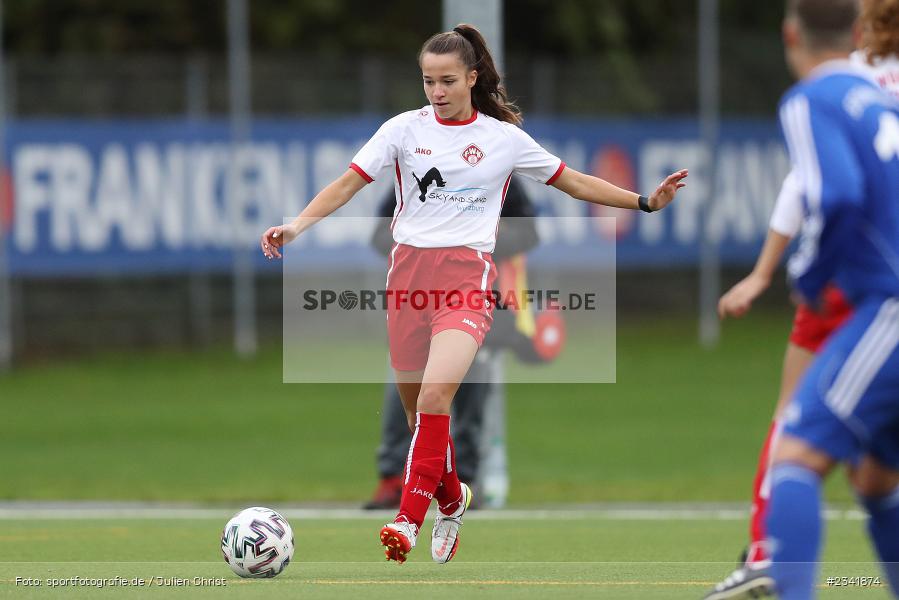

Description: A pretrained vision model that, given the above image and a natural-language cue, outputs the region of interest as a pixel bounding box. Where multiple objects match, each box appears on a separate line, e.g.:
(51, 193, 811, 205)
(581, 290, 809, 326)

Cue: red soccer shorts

(789, 285, 853, 353)
(385, 244, 497, 371)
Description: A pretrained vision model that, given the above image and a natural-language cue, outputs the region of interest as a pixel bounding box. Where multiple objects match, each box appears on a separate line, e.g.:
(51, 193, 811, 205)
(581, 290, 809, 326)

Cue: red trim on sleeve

(500, 172, 513, 208)
(493, 172, 514, 242)
(390, 159, 404, 231)
(545, 161, 566, 186)
(349, 162, 374, 183)
(434, 108, 478, 126)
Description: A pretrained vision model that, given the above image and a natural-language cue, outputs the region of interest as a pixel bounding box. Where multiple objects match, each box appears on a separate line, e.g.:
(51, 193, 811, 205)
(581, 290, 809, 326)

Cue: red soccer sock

(435, 436, 463, 515)
(748, 420, 781, 564)
(397, 412, 450, 529)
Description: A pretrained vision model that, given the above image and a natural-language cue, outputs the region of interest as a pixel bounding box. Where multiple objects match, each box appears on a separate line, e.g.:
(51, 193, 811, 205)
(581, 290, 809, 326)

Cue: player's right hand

(260, 224, 296, 260)
(718, 273, 770, 319)
(647, 169, 688, 211)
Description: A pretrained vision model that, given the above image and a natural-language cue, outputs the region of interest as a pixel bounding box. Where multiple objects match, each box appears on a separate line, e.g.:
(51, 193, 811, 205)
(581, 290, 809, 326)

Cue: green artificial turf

(0, 515, 884, 599)
(0, 309, 856, 503)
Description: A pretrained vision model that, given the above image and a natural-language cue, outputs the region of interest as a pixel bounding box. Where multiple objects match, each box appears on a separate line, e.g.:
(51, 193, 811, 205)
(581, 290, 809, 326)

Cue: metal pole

(360, 56, 384, 115)
(227, 0, 257, 357)
(186, 55, 208, 120)
(443, 0, 503, 71)
(186, 55, 214, 348)
(5, 58, 14, 121)
(698, 0, 720, 347)
(532, 57, 555, 116)
(443, 0, 507, 506)
(479, 352, 509, 508)
(0, 0, 12, 371)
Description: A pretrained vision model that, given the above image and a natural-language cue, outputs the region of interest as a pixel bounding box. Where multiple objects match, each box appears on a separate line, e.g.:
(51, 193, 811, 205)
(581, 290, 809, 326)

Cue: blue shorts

(783, 297, 899, 469)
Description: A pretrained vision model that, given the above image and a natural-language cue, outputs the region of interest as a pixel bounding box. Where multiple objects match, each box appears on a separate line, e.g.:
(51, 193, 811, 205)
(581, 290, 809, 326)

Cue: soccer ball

(221, 507, 294, 578)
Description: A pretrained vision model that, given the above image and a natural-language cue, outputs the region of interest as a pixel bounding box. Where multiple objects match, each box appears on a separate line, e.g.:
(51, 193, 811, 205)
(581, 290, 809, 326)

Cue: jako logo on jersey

(462, 318, 478, 329)
(414, 147, 432, 155)
(461, 143, 485, 166)
(412, 167, 446, 202)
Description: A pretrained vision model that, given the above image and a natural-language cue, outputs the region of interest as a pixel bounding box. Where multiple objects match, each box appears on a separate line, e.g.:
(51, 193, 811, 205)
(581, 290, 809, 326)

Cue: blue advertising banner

(3, 117, 790, 276)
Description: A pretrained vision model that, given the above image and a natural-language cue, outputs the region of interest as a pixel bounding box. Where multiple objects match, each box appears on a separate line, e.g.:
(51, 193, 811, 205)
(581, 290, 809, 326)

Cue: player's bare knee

(850, 471, 885, 497)
(416, 386, 453, 414)
(773, 435, 835, 476)
(848, 458, 899, 498)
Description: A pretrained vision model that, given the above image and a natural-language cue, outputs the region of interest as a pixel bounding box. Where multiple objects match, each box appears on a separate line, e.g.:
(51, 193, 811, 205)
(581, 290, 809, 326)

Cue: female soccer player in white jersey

(260, 24, 688, 564)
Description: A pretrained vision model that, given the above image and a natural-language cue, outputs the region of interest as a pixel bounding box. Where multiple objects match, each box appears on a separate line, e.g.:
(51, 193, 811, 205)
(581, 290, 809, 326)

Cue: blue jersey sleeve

(780, 93, 865, 305)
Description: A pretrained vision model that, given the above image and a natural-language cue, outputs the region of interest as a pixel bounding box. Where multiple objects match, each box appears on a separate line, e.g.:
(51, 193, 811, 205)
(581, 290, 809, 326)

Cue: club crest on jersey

(461, 143, 485, 166)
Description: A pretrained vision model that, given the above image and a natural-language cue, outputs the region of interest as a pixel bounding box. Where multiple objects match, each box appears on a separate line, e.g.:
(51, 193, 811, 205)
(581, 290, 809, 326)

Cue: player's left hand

(718, 272, 770, 319)
(647, 169, 688, 211)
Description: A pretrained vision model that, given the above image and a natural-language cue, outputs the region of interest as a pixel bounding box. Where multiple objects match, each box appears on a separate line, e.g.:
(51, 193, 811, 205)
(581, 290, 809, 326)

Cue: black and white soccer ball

(221, 507, 294, 578)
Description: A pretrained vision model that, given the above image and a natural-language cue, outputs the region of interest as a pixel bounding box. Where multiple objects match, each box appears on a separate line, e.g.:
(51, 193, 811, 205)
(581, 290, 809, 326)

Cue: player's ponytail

(419, 24, 522, 125)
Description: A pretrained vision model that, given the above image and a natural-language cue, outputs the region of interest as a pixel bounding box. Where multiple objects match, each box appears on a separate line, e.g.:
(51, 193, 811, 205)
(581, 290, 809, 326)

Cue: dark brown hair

(861, 0, 899, 60)
(787, 0, 859, 51)
(419, 23, 522, 125)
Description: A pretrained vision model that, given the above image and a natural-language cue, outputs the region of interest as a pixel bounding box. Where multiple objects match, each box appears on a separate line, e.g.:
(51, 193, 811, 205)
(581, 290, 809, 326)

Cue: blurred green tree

(4, 0, 785, 57)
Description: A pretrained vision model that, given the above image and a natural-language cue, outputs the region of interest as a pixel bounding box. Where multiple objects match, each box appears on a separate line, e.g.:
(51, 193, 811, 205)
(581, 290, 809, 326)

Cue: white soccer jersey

(350, 105, 565, 252)
(769, 168, 803, 237)
(851, 50, 899, 99)
(771, 53, 899, 238)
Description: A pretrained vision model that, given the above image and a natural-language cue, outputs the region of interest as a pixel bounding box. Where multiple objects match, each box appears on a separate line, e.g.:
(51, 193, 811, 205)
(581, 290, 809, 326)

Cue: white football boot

(379, 516, 418, 563)
(431, 482, 472, 564)
(702, 563, 774, 599)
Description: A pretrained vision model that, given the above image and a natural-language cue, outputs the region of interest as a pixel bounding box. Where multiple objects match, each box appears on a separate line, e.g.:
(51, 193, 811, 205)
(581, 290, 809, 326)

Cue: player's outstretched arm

(261, 168, 370, 259)
(550, 167, 688, 211)
(718, 229, 792, 319)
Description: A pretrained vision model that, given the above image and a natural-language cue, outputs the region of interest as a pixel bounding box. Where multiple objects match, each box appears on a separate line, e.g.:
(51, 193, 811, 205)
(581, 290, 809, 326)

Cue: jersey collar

(807, 58, 880, 87)
(434, 108, 478, 126)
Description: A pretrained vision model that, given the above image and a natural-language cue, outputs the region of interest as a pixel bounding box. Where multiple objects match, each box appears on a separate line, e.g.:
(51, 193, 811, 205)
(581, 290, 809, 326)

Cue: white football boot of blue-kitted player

(431, 482, 472, 563)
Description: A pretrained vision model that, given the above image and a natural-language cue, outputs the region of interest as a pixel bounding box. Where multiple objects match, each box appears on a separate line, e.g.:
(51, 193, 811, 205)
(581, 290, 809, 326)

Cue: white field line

(0, 503, 867, 521)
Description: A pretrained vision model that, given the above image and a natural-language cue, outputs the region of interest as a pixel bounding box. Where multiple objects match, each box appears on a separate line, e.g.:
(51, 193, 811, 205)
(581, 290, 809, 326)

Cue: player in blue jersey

(703, 0, 899, 599)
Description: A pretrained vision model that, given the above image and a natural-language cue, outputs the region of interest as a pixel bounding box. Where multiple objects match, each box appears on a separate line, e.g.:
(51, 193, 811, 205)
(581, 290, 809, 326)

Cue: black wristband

(638, 195, 653, 213)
